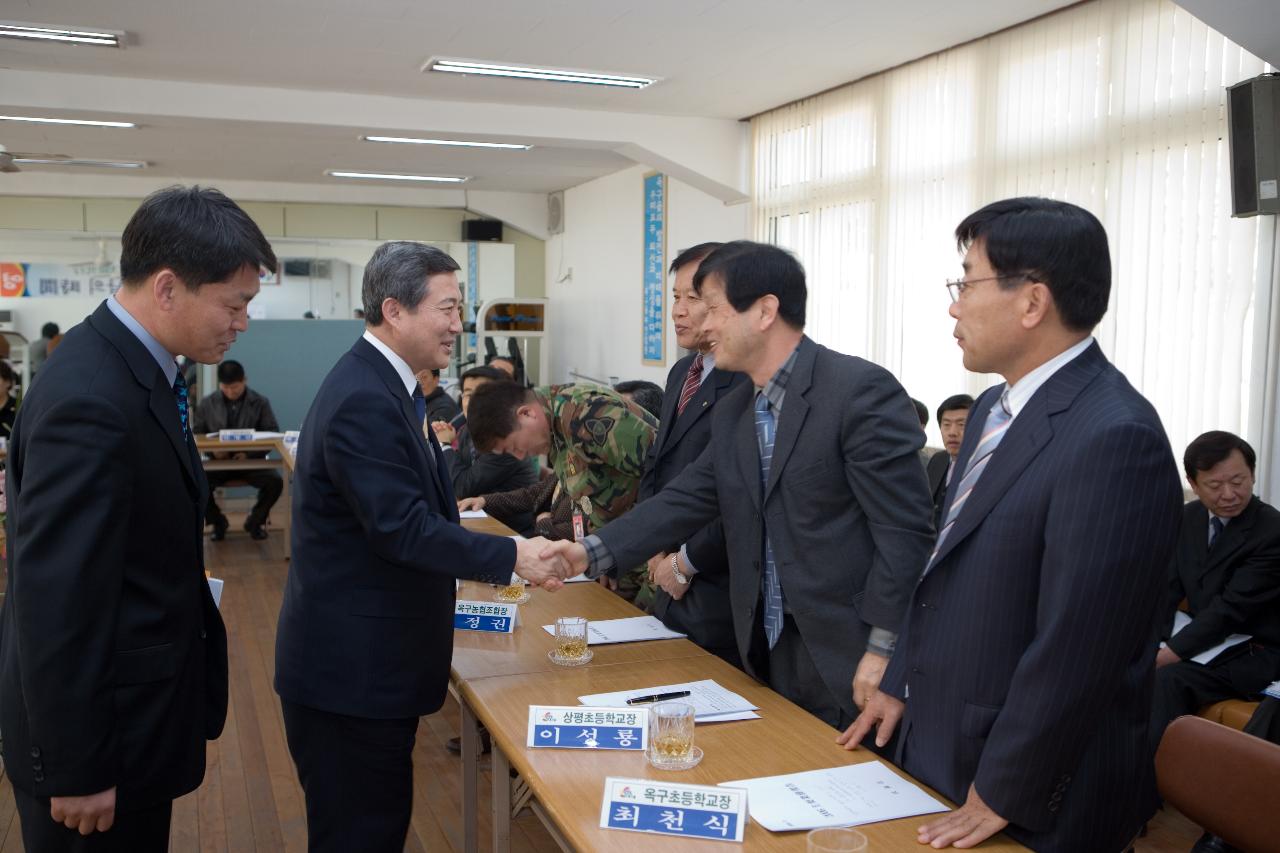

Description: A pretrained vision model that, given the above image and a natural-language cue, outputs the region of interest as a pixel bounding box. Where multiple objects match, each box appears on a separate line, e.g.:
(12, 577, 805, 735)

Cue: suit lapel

(929, 342, 1107, 570)
(665, 363, 729, 451)
(764, 340, 815, 501)
(737, 398, 762, 512)
(88, 304, 198, 490)
(1201, 498, 1257, 578)
(352, 337, 450, 509)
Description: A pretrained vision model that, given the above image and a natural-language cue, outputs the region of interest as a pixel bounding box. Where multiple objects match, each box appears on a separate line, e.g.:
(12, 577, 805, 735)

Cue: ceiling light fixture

(424, 58, 655, 89)
(14, 158, 147, 168)
(0, 22, 123, 47)
(361, 135, 530, 150)
(0, 115, 136, 128)
(326, 170, 469, 183)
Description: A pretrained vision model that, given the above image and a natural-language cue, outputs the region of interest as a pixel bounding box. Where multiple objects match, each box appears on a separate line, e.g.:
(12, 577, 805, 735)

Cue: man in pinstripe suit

(841, 197, 1183, 852)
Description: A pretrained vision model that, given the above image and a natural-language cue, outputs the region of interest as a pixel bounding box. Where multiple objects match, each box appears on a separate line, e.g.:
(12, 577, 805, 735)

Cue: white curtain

(752, 0, 1274, 468)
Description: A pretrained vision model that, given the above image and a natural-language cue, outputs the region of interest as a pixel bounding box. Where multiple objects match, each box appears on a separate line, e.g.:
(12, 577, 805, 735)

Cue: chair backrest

(1155, 715, 1280, 853)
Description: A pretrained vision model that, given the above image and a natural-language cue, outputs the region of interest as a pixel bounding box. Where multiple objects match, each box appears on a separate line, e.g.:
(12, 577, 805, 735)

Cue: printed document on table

(459, 509, 488, 519)
(541, 616, 686, 645)
(722, 762, 948, 832)
(1264, 679, 1280, 700)
(1163, 611, 1251, 664)
(580, 679, 759, 722)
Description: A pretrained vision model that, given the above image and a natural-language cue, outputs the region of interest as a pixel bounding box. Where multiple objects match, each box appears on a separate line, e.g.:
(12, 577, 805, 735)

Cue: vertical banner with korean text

(641, 172, 666, 366)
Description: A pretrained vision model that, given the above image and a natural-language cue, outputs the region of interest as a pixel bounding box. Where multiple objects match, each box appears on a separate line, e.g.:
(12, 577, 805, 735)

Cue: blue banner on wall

(642, 173, 666, 365)
(467, 242, 479, 349)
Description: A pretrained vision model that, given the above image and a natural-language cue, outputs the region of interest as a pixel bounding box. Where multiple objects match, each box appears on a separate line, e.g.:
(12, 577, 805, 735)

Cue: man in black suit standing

(925, 394, 973, 532)
(0, 185, 276, 851)
(274, 241, 570, 853)
(543, 241, 935, 732)
(842, 198, 1182, 852)
(640, 242, 747, 666)
(1151, 432, 1280, 753)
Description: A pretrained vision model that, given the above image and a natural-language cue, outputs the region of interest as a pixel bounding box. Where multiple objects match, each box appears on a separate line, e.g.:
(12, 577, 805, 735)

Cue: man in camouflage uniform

(465, 381, 659, 606)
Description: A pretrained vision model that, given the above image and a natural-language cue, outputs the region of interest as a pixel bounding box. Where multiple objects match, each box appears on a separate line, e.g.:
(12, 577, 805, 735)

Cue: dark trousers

(280, 698, 419, 853)
(206, 469, 283, 528)
(1149, 643, 1280, 756)
(747, 613, 856, 731)
(13, 786, 171, 853)
(1244, 696, 1280, 744)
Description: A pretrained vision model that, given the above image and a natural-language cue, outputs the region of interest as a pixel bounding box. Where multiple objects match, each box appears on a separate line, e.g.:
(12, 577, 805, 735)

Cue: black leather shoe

(210, 518, 229, 541)
(1191, 833, 1241, 853)
(245, 522, 269, 541)
(446, 730, 492, 755)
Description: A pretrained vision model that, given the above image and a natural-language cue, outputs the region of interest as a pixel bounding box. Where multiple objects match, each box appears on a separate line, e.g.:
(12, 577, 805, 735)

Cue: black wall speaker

(462, 219, 503, 241)
(1227, 73, 1280, 218)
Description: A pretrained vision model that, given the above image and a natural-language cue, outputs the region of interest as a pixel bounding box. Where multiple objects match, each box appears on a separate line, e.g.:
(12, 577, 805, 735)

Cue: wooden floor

(0, 520, 1203, 852)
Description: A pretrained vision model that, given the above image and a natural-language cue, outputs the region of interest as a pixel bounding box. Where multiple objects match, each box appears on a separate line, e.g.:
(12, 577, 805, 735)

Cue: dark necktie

(1209, 517, 1225, 549)
(754, 393, 784, 648)
(173, 371, 190, 439)
(677, 353, 705, 416)
(413, 386, 427, 425)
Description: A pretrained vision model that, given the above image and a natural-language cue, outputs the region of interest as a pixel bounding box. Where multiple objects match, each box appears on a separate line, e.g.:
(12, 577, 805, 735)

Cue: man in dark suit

(925, 394, 974, 532)
(1151, 432, 1280, 752)
(638, 243, 748, 666)
(841, 197, 1183, 852)
(0, 186, 275, 851)
(274, 241, 569, 853)
(190, 358, 283, 541)
(543, 240, 936, 732)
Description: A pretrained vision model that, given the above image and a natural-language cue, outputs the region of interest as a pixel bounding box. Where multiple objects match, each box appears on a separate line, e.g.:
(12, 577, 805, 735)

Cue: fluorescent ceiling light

(0, 115, 136, 128)
(0, 22, 123, 47)
(326, 170, 469, 183)
(14, 158, 147, 168)
(425, 58, 655, 89)
(362, 135, 530, 151)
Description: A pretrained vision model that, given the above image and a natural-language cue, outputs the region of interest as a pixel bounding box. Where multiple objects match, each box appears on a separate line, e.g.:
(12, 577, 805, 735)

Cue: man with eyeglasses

(275, 241, 573, 852)
(841, 197, 1182, 852)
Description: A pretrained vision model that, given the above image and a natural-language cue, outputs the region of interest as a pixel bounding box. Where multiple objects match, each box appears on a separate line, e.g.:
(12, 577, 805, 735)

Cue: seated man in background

(192, 359, 282, 541)
(613, 379, 664, 420)
(430, 365, 537, 531)
(925, 394, 974, 531)
(1151, 431, 1280, 756)
(415, 367, 461, 425)
(465, 380, 657, 605)
(911, 396, 932, 467)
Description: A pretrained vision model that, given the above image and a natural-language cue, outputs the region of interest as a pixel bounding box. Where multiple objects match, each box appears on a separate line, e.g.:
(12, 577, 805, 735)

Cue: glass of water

(549, 616, 592, 666)
(646, 702, 702, 770)
(807, 827, 868, 852)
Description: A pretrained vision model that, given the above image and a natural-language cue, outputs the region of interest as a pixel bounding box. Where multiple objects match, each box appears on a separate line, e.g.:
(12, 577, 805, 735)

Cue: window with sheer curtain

(752, 0, 1277, 465)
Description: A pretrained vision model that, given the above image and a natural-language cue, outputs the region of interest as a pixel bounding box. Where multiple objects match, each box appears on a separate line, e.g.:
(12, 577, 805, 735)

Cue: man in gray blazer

(543, 241, 935, 731)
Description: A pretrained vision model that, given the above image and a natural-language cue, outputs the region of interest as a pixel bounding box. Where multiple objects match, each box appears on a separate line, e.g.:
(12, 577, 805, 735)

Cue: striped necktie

(677, 353, 704, 416)
(1208, 517, 1225, 549)
(925, 392, 1012, 573)
(754, 392, 785, 648)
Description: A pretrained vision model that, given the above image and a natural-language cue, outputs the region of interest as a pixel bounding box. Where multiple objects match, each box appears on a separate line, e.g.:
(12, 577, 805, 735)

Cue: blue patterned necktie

(925, 391, 1012, 574)
(412, 386, 427, 425)
(173, 371, 190, 439)
(754, 393, 785, 649)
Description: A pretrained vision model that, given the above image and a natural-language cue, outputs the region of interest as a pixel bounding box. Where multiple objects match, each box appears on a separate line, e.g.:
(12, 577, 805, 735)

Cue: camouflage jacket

(536, 384, 657, 534)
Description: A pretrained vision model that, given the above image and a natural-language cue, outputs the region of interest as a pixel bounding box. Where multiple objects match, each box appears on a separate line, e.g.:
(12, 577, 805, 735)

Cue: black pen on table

(626, 690, 692, 705)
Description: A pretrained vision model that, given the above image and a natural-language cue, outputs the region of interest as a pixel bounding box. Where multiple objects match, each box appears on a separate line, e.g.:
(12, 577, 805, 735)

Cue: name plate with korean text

(218, 428, 256, 441)
(454, 600, 518, 633)
(527, 706, 647, 751)
(600, 777, 746, 843)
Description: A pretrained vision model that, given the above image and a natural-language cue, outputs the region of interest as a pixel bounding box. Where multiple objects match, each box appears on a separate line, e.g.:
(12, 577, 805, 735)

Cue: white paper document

(722, 761, 948, 832)
(1164, 611, 1251, 665)
(580, 679, 759, 722)
(459, 509, 488, 519)
(1264, 679, 1280, 700)
(542, 616, 686, 645)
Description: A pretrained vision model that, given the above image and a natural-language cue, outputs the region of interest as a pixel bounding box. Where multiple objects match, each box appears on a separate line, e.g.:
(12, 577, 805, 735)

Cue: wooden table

(452, 517, 1028, 853)
(195, 437, 295, 557)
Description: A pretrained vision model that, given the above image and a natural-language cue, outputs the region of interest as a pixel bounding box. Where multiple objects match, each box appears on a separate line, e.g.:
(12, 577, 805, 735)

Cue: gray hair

(362, 241, 461, 326)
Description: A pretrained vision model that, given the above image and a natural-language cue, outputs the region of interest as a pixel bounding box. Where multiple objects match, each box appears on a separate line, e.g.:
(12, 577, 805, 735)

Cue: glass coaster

(547, 648, 594, 667)
(646, 745, 703, 771)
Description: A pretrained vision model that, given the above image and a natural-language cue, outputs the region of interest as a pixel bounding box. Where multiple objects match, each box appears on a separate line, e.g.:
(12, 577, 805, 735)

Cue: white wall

(544, 166, 749, 387)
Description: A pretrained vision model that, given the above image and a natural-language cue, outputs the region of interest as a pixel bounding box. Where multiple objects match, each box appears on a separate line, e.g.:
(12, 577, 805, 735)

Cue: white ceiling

(0, 0, 1079, 198)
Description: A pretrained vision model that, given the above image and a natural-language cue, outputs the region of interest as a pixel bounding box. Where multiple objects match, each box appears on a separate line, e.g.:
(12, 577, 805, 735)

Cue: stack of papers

(459, 509, 488, 519)
(1164, 611, 1251, 664)
(580, 679, 759, 723)
(1264, 679, 1280, 700)
(541, 616, 685, 645)
(722, 762, 948, 831)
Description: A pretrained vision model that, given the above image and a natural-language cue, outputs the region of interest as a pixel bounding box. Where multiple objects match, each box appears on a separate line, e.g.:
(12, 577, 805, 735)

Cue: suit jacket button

(200, 629, 207, 639)
(30, 747, 40, 759)
(33, 771, 44, 782)
(32, 761, 42, 771)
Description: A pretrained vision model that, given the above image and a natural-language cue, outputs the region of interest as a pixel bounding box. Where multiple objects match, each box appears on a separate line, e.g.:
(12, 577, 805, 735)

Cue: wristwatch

(670, 553, 689, 585)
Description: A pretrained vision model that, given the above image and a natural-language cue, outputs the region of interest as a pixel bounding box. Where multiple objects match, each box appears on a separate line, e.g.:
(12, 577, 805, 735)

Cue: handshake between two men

(511, 536, 587, 589)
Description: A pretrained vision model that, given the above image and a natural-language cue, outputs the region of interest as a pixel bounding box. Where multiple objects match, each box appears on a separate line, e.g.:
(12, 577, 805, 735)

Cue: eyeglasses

(945, 273, 1030, 303)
